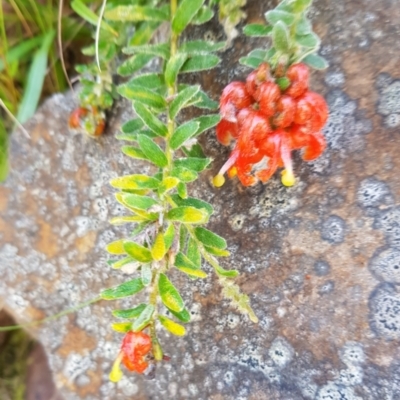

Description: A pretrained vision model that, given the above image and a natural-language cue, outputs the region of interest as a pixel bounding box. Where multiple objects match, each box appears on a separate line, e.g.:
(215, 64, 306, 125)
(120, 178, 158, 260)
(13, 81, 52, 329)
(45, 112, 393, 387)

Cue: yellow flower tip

(213, 174, 225, 188)
(281, 169, 296, 187)
(109, 353, 123, 383)
(227, 166, 237, 178)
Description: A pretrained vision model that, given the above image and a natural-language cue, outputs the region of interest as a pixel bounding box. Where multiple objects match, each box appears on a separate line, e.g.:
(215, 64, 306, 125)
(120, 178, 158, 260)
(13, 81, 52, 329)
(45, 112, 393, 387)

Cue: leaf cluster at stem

(241, 0, 328, 71)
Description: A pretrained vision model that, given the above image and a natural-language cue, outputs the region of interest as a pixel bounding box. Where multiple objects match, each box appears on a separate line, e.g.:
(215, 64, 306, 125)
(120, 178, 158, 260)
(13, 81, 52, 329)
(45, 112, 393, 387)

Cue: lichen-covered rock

(2, 0, 400, 398)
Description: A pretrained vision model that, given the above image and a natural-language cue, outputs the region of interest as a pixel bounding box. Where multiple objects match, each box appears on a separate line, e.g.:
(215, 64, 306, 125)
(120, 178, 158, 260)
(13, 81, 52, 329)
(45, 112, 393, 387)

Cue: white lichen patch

(268, 336, 295, 369)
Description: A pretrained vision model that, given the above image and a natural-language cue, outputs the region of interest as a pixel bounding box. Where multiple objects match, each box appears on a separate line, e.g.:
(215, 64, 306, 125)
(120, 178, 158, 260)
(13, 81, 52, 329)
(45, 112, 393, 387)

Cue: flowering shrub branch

(77, 0, 258, 381)
(213, 0, 329, 188)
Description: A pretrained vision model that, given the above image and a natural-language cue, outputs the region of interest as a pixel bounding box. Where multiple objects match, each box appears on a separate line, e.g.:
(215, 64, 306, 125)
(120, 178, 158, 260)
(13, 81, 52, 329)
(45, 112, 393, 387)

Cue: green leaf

(182, 143, 205, 158)
(175, 253, 207, 278)
(129, 20, 161, 46)
(192, 6, 214, 25)
(296, 15, 312, 35)
(0, 35, 43, 73)
(172, 0, 205, 35)
(296, 33, 320, 48)
(167, 206, 208, 224)
(124, 241, 153, 263)
(215, 264, 239, 278)
(17, 30, 55, 124)
(158, 273, 184, 312)
(188, 90, 219, 110)
(243, 24, 273, 37)
(106, 240, 126, 255)
(179, 224, 188, 253)
(101, 278, 144, 300)
(110, 174, 160, 190)
(272, 21, 290, 53)
(302, 53, 328, 70)
(177, 182, 188, 199)
(194, 115, 220, 135)
(105, 5, 169, 22)
(180, 40, 226, 54)
(174, 157, 211, 172)
(141, 264, 152, 286)
(117, 54, 153, 76)
(169, 307, 191, 323)
(165, 53, 188, 87)
(239, 56, 264, 69)
(169, 85, 201, 120)
(121, 118, 144, 134)
(248, 49, 269, 59)
(276, 77, 291, 91)
(180, 55, 220, 73)
(118, 193, 158, 210)
(137, 135, 168, 168)
(171, 167, 198, 183)
(204, 245, 230, 257)
(112, 303, 147, 319)
(71, 0, 117, 35)
(170, 195, 214, 216)
(194, 227, 227, 249)
(158, 315, 186, 336)
(171, 121, 200, 150)
(133, 102, 168, 137)
(152, 232, 166, 261)
(164, 223, 175, 251)
(118, 84, 166, 109)
(132, 304, 155, 331)
(265, 10, 296, 26)
(128, 73, 164, 90)
(122, 146, 148, 161)
(123, 43, 170, 59)
(187, 238, 201, 267)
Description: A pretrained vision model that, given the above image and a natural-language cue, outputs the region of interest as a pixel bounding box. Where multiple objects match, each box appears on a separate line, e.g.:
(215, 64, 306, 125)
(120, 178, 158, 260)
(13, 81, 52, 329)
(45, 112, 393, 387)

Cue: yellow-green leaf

(152, 232, 166, 261)
(124, 241, 153, 263)
(106, 239, 126, 255)
(111, 322, 132, 333)
(109, 355, 123, 383)
(158, 315, 186, 336)
(110, 174, 160, 190)
(158, 273, 184, 312)
(167, 206, 208, 224)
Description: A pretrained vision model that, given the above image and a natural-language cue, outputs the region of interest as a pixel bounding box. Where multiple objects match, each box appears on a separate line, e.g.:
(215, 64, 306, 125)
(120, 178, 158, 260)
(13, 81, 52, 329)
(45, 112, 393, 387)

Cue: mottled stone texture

(1, 0, 400, 399)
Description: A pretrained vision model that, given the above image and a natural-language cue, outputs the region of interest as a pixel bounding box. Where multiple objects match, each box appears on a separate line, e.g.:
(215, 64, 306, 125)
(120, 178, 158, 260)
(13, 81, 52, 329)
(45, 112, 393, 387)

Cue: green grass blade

(17, 30, 55, 124)
(0, 35, 44, 73)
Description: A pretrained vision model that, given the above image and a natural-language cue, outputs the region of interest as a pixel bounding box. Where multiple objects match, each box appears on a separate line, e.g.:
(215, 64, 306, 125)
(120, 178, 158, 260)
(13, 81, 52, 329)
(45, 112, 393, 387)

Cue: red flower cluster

(213, 63, 328, 187)
(68, 106, 105, 137)
(110, 331, 152, 381)
(120, 331, 152, 373)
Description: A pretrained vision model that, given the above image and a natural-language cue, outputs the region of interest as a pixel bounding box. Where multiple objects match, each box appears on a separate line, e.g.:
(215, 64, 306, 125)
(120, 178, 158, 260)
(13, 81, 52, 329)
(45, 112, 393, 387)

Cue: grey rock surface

(2, 0, 400, 399)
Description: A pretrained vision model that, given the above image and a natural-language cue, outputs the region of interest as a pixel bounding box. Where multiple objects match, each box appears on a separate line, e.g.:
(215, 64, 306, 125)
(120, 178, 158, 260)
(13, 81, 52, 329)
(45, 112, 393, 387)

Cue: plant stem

(148, 0, 180, 355)
(0, 296, 101, 332)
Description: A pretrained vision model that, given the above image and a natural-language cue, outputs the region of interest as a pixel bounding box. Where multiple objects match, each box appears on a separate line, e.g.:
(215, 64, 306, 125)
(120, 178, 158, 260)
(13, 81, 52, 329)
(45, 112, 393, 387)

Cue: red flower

(213, 62, 328, 188)
(110, 331, 152, 382)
